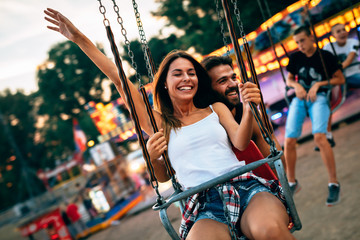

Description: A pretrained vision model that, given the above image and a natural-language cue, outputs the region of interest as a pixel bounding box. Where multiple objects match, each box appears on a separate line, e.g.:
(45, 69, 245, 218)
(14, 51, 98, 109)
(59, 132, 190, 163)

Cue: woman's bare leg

(187, 219, 231, 240)
(240, 192, 296, 240)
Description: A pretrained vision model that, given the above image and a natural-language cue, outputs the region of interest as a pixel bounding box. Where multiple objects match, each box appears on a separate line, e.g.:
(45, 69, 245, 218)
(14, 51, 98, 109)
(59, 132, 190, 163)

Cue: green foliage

(35, 41, 108, 168)
(37, 41, 105, 116)
(153, 0, 298, 54)
(0, 90, 45, 210)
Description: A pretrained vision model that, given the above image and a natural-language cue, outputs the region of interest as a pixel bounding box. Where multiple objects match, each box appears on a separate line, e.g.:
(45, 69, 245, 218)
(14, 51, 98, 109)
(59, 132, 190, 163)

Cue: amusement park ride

(18, 0, 360, 239)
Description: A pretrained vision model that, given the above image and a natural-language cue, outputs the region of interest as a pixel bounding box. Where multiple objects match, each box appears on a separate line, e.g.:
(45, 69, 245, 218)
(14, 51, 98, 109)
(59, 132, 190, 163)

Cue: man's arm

(342, 52, 357, 69)
(307, 69, 345, 102)
(286, 72, 307, 100)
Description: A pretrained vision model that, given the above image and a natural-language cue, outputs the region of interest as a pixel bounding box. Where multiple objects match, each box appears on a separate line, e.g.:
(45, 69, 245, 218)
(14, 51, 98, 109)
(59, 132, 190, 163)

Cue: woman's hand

(239, 82, 261, 112)
(146, 129, 167, 164)
(44, 8, 81, 43)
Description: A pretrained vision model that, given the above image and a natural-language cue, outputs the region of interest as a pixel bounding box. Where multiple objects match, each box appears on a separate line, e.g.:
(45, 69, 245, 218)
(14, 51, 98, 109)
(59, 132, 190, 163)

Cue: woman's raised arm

(44, 8, 160, 135)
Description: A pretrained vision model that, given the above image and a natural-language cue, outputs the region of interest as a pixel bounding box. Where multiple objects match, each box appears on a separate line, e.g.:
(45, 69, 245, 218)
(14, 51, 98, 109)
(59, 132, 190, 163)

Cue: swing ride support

(220, 0, 302, 232)
(256, 0, 289, 105)
(221, 0, 275, 142)
(127, 0, 181, 191)
(273, 158, 302, 231)
(97, 0, 165, 205)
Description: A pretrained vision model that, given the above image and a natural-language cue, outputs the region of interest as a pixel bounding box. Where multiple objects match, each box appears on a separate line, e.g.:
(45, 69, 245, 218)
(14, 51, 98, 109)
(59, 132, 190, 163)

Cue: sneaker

(326, 183, 340, 206)
(289, 180, 301, 196)
(314, 136, 336, 151)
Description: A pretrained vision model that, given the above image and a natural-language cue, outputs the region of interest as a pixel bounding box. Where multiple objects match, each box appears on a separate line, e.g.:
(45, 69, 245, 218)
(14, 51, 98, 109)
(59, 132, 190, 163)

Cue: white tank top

(167, 106, 245, 189)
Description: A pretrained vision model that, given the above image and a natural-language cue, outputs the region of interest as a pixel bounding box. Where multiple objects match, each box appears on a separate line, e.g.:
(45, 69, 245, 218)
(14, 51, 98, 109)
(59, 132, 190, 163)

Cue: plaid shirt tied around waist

(179, 172, 285, 239)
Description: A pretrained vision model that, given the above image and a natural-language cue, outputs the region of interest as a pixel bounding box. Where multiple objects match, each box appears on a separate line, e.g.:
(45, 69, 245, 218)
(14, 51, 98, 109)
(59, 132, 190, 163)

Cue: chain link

(97, 0, 110, 26)
(215, 0, 231, 55)
(111, 0, 142, 84)
(231, 0, 246, 39)
(132, 0, 154, 81)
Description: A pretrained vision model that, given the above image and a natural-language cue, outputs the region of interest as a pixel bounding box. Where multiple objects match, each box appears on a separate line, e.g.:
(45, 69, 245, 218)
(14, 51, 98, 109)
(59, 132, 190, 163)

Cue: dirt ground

(2, 117, 359, 240)
(85, 119, 360, 240)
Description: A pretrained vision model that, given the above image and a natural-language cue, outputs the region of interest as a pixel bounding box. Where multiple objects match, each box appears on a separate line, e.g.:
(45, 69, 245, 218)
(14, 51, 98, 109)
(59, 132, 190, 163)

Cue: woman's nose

(183, 73, 190, 81)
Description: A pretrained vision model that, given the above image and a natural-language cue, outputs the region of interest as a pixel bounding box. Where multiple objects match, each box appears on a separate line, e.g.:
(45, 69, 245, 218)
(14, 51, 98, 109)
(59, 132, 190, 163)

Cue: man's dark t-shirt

(286, 49, 341, 93)
(234, 103, 244, 124)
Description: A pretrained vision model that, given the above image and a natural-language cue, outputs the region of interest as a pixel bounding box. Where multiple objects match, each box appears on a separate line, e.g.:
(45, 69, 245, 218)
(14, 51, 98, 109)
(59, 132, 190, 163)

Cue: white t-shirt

(323, 38, 360, 77)
(167, 106, 245, 189)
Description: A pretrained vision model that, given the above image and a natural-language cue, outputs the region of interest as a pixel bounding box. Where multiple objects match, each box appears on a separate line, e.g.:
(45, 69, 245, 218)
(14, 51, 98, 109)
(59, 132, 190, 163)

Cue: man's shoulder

(290, 51, 304, 58)
(234, 103, 243, 124)
(320, 49, 334, 57)
(323, 43, 332, 51)
(347, 38, 359, 45)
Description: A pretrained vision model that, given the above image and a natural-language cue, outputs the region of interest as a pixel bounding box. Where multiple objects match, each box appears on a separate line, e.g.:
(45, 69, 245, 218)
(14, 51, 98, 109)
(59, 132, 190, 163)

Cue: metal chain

(231, 0, 246, 39)
(132, 0, 154, 81)
(111, 0, 142, 84)
(97, 0, 110, 27)
(215, 0, 231, 55)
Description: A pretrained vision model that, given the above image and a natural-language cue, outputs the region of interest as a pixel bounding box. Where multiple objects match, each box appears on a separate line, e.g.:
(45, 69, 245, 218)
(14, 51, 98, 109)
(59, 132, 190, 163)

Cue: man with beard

(284, 26, 344, 206)
(201, 55, 285, 176)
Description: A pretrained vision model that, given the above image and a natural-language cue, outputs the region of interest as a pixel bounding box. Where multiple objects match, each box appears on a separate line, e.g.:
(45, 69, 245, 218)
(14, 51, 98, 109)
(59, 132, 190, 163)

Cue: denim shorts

(285, 93, 330, 138)
(195, 179, 272, 224)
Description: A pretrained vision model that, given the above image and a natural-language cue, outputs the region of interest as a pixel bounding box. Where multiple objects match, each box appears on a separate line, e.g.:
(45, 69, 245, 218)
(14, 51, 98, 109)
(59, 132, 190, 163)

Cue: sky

(0, 0, 167, 95)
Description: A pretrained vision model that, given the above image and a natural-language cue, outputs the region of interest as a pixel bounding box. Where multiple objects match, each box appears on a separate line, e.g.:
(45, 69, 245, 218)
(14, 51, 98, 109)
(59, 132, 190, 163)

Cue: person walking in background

(66, 200, 88, 238)
(60, 203, 76, 239)
(82, 188, 98, 219)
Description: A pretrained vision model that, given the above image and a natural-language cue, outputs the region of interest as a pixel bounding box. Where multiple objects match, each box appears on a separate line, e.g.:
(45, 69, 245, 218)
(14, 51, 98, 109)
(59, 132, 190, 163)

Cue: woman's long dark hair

(153, 50, 215, 139)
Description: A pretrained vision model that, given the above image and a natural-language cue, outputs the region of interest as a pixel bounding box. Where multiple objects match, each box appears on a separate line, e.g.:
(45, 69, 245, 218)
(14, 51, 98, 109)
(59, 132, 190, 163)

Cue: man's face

(293, 31, 315, 54)
(331, 24, 348, 45)
(207, 64, 240, 108)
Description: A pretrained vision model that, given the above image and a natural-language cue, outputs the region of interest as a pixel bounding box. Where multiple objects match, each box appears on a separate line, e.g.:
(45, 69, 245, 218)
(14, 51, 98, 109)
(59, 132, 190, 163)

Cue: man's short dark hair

(201, 55, 233, 71)
(294, 25, 312, 36)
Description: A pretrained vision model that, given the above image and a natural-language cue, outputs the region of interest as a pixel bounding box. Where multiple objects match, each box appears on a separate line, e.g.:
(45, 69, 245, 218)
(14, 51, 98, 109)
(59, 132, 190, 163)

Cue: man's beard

(214, 87, 240, 110)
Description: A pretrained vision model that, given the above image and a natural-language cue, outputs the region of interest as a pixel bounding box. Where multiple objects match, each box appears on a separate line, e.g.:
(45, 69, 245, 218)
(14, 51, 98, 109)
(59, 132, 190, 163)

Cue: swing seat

(330, 84, 346, 113)
(153, 144, 301, 239)
(232, 140, 277, 180)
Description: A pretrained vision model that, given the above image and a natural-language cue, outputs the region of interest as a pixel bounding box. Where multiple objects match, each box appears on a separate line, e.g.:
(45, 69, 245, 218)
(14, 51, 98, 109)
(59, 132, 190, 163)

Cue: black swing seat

(152, 147, 301, 240)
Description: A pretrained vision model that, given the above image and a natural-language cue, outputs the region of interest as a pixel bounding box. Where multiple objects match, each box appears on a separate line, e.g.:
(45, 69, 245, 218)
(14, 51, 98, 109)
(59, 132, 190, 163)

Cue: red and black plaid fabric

(179, 172, 286, 239)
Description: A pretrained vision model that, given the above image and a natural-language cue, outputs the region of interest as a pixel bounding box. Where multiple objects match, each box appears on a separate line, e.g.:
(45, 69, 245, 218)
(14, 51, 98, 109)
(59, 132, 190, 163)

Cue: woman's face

(165, 58, 198, 104)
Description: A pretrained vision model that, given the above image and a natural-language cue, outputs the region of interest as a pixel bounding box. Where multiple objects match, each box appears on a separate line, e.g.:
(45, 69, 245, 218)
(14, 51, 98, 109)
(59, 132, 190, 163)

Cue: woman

(44, 8, 295, 240)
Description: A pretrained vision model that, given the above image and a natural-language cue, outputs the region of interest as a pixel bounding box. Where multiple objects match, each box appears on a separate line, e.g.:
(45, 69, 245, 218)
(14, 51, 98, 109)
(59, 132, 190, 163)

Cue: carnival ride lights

(208, 2, 360, 76)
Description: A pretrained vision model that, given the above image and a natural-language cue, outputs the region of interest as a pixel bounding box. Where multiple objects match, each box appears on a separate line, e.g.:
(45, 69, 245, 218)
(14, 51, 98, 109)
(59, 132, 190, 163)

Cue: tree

(35, 41, 110, 169)
(0, 90, 45, 210)
(153, 0, 298, 54)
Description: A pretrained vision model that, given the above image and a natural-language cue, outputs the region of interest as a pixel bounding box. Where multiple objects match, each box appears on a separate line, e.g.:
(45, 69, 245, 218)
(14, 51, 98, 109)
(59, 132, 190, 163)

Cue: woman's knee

(187, 219, 231, 240)
(249, 221, 290, 240)
(241, 193, 292, 240)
